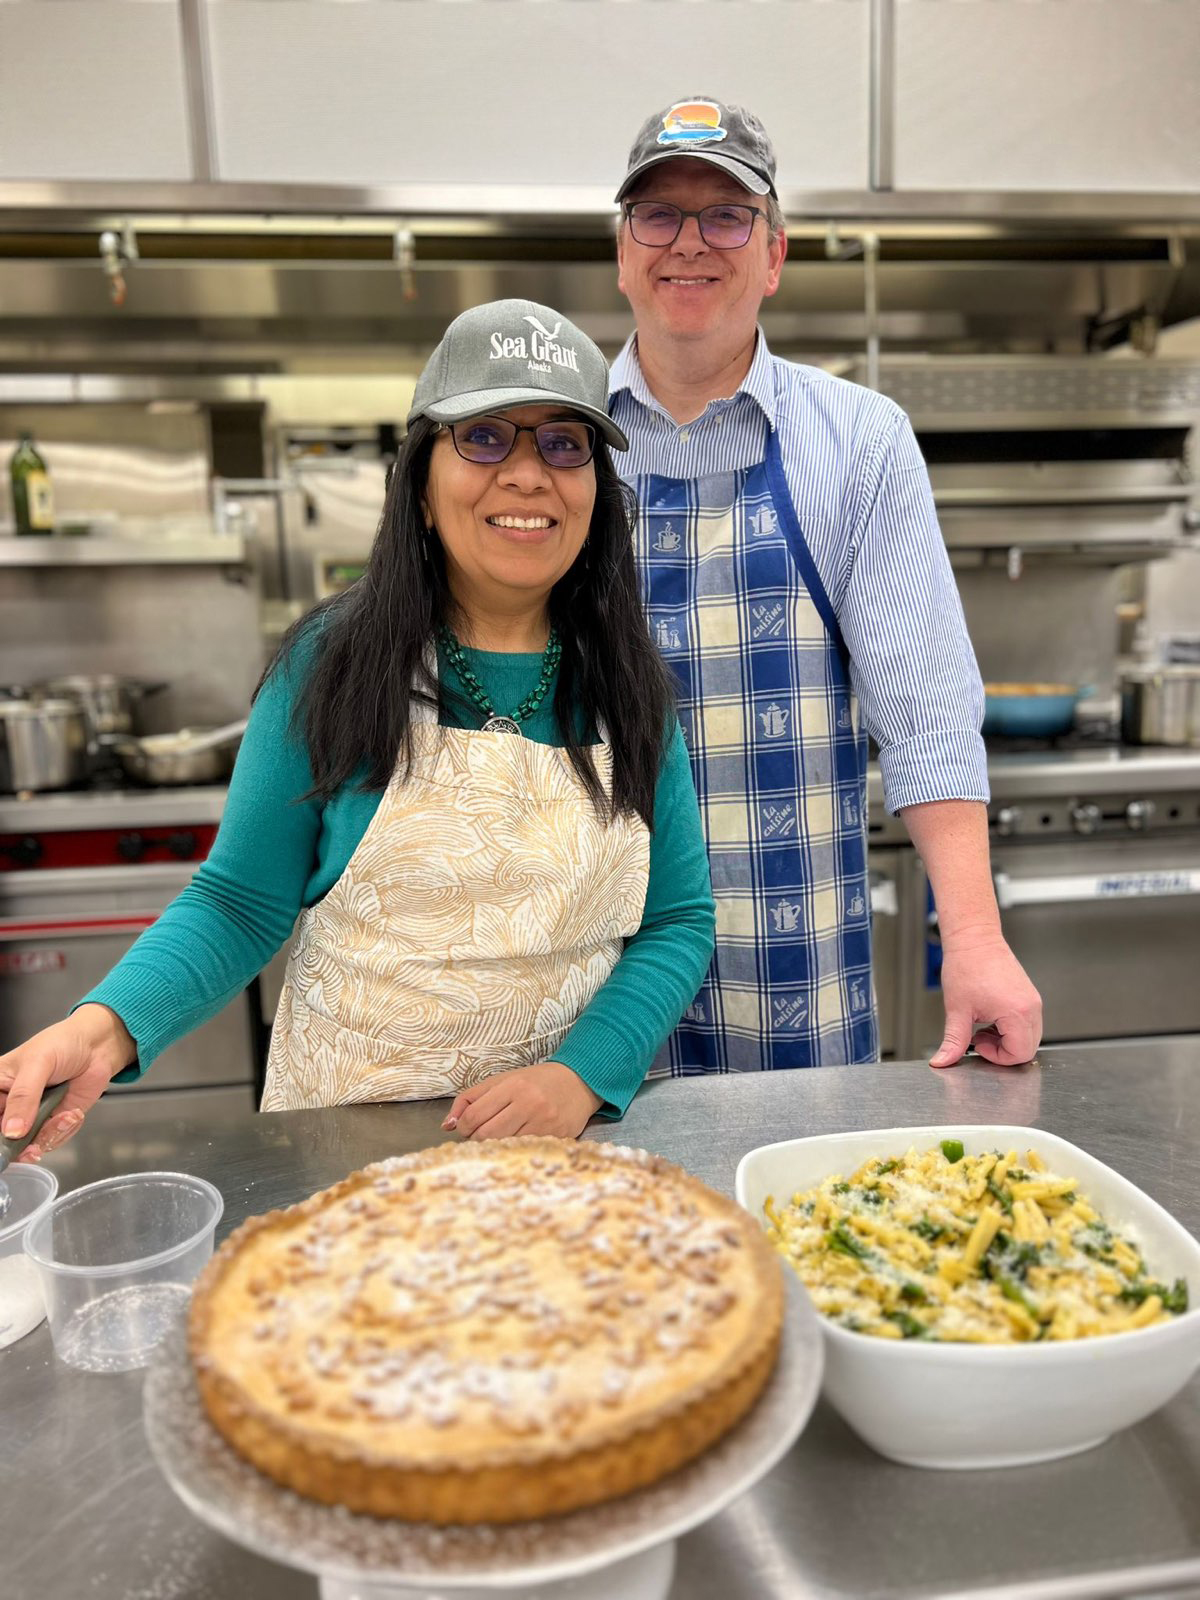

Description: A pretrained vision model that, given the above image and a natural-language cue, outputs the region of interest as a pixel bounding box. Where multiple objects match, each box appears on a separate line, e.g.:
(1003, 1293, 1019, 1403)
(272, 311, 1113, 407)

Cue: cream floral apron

(261, 703, 650, 1111)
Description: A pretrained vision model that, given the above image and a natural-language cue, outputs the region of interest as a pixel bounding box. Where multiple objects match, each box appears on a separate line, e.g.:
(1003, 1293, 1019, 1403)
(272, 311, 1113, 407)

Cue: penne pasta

(763, 1144, 1189, 1345)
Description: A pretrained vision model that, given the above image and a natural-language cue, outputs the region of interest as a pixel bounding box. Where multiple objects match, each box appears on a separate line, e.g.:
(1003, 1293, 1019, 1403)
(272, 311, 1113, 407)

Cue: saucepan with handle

(102, 719, 248, 786)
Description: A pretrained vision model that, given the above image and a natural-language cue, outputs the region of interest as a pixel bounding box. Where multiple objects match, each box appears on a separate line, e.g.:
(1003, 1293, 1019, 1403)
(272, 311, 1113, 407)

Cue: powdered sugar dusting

(206, 1140, 766, 1457)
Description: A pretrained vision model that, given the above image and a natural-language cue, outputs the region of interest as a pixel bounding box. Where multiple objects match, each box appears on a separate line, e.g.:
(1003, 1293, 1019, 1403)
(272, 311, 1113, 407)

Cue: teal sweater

(83, 641, 715, 1115)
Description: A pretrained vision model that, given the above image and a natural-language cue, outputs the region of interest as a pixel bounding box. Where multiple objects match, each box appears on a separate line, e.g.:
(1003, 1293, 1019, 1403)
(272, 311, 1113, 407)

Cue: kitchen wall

(1, 402, 262, 721)
(1142, 321, 1200, 654)
(1143, 547, 1200, 655)
(0, 564, 263, 726)
(0, 406, 209, 527)
(957, 567, 1126, 698)
(0, 386, 416, 721)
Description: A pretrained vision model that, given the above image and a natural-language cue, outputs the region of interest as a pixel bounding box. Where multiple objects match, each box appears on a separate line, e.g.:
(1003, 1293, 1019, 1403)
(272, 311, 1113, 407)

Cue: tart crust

(188, 1138, 783, 1524)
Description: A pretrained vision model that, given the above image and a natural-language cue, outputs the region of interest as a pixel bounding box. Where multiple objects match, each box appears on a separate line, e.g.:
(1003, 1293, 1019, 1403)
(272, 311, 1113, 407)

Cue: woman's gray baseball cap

(407, 299, 628, 450)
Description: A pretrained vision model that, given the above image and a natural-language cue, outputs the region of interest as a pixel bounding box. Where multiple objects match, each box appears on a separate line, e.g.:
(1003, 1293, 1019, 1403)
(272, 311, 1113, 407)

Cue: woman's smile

(484, 510, 559, 542)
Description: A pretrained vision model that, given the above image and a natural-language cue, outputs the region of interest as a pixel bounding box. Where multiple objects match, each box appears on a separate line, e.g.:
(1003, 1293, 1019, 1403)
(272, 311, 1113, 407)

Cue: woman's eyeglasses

(624, 201, 764, 250)
(444, 417, 597, 469)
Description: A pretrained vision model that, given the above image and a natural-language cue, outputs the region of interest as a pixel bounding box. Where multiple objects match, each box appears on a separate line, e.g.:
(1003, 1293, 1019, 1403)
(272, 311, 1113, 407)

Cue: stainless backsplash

(957, 566, 1127, 693)
(0, 564, 265, 728)
(1, 406, 210, 527)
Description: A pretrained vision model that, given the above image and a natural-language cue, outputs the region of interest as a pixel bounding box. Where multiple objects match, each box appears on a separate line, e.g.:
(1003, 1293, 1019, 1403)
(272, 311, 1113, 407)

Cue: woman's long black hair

(260, 417, 676, 829)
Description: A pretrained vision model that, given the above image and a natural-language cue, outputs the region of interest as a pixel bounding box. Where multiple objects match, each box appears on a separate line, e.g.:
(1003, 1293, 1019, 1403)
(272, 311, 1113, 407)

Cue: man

(610, 96, 1042, 1072)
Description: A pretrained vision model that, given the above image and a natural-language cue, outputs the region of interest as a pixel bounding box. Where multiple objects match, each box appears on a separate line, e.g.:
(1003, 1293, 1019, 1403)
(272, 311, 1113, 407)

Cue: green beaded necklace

(438, 624, 562, 735)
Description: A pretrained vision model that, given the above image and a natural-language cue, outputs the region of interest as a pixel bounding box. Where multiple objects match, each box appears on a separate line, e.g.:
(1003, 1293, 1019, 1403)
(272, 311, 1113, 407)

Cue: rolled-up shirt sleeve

(835, 410, 989, 815)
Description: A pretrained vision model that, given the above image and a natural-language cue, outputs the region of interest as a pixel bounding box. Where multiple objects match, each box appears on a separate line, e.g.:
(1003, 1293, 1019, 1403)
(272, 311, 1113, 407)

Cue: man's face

(616, 162, 786, 347)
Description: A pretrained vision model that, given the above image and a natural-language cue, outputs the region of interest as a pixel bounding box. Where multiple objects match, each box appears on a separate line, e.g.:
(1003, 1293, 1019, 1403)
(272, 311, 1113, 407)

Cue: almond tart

(188, 1137, 783, 1524)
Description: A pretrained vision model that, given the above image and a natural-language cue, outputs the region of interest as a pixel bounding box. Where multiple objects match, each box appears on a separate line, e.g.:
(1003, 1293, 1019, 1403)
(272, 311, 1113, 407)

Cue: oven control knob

(167, 831, 198, 859)
(117, 832, 147, 862)
(1071, 803, 1102, 835)
(2, 835, 43, 867)
(995, 806, 1023, 837)
(1125, 799, 1156, 831)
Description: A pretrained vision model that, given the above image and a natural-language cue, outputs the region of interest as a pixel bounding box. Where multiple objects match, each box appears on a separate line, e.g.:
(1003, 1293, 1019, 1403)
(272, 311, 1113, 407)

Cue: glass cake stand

(143, 1275, 822, 1600)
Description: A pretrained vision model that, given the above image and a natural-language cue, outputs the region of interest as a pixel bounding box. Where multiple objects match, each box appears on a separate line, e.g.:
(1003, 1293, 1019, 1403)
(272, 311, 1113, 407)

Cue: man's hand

(441, 1062, 604, 1141)
(930, 932, 1043, 1068)
(899, 799, 1042, 1069)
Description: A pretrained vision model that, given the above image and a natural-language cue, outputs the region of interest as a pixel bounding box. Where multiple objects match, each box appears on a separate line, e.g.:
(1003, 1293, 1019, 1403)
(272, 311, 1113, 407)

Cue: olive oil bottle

(9, 432, 55, 535)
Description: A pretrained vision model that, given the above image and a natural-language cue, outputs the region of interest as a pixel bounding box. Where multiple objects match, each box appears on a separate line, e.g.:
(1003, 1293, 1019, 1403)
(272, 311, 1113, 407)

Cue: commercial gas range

(0, 785, 258, 1125)
(869, 746, 1200, 1058)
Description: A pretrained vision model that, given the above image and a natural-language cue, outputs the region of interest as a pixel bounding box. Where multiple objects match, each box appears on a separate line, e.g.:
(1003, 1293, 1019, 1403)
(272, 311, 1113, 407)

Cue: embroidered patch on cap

(657, 100, 728, 147)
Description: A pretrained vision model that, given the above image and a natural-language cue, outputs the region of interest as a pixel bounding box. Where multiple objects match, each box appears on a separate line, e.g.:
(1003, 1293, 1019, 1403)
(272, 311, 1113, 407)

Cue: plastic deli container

(23, 1170, 224, 1372)
(0, 1164, 60, 1350)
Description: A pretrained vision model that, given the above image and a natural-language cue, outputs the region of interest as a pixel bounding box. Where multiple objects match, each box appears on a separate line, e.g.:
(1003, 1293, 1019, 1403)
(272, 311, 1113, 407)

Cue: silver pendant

(481, 715, 522, 735)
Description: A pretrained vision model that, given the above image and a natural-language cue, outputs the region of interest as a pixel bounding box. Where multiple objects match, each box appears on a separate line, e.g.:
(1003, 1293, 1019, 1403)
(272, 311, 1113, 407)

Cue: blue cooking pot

(982, 683, 1085, 738)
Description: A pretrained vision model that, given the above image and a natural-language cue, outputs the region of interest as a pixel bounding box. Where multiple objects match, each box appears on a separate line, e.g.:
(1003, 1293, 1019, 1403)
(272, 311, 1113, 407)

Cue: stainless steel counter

(4, 1040, 1200, 1600)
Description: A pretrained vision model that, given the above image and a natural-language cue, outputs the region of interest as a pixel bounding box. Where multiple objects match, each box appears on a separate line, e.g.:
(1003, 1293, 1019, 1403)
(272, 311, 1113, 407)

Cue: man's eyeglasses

(442, 417, 597, 469)
(624, 201, 765, 250)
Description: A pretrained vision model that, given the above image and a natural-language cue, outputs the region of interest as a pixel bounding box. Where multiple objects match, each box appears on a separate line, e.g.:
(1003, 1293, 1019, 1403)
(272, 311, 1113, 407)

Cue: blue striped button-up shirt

(609, 331, 989, 814)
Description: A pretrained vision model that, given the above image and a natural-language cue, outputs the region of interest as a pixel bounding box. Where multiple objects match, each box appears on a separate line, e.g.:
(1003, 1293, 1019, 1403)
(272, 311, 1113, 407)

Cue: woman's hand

(0, 1004, 136, 1162)
(442, 1062, 603, 1141)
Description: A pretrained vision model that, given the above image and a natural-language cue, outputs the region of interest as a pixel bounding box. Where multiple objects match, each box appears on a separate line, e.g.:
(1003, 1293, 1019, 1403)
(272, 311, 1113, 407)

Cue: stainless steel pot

(1120, 666, 1200, 747)
(0, 699, 89, 793)
(34, 674, 167, 740)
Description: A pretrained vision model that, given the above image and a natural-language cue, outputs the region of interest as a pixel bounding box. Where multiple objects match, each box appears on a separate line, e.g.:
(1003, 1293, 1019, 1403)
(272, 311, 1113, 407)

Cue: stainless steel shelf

(947, 543, 1182, 568)
(934, 487, 1192, 507)
(0, 534, 246, 567)
(0, 784, 228, 833)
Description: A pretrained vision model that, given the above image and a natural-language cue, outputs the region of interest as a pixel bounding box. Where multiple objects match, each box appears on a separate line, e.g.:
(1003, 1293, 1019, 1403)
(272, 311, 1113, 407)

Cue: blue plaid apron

(635, 428, 877, 1071)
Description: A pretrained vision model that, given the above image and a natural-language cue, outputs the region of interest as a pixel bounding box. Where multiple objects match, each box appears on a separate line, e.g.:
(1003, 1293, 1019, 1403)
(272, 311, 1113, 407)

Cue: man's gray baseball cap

(407, 299, 627, 450)
(615, 96, 777, 202)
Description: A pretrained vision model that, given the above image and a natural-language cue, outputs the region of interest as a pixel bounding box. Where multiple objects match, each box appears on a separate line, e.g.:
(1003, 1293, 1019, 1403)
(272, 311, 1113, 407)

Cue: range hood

(0, 219, 1198, 373)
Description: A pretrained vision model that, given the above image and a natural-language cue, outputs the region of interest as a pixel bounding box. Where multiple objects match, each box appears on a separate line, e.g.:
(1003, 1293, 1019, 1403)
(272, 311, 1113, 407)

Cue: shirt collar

(608, 327, 778, 430)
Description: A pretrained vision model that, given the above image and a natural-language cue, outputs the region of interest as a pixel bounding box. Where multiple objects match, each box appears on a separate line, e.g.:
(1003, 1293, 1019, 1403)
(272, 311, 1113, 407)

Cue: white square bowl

(734, 1124, 1200, 1470)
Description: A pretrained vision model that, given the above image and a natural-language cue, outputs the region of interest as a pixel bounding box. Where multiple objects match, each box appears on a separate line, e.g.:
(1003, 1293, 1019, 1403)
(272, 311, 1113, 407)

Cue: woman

(0, 300, 715, 1154)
